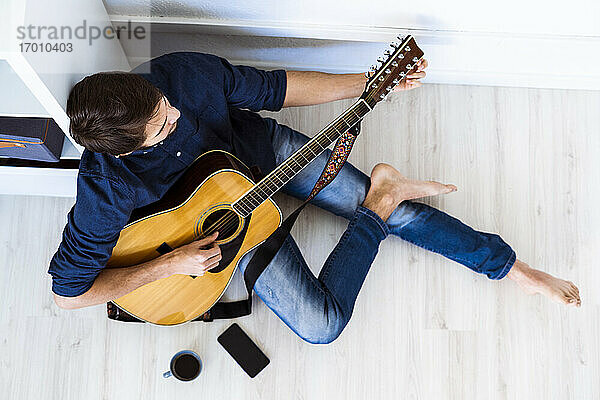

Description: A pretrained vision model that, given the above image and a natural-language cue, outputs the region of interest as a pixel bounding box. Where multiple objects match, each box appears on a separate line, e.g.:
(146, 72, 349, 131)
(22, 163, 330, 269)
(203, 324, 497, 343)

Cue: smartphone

(217, 323, 270, 378)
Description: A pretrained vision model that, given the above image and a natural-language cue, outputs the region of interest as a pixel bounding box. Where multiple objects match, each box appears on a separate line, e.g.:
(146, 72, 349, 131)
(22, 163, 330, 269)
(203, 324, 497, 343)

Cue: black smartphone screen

(217, 323, 270, 378)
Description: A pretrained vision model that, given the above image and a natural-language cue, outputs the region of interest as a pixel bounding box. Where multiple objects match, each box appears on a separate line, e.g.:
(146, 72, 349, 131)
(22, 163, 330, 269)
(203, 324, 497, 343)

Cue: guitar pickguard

(208, 212, 251, 274)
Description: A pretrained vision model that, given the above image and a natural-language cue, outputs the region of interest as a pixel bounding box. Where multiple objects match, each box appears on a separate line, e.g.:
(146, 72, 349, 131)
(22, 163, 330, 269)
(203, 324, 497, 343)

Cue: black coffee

(172, 354, 201, 381)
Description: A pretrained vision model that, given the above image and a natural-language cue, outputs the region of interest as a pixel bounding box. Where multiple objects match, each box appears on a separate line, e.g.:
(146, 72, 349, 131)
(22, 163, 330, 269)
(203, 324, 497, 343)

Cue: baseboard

(114, 15, 600, 91)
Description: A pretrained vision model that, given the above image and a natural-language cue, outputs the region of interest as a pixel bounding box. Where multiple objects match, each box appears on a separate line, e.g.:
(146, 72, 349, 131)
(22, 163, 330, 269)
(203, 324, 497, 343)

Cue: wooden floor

(1, 84, 599, 399)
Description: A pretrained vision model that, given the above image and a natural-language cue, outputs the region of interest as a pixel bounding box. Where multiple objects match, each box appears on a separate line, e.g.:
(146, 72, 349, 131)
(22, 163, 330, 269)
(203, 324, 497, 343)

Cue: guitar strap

(107, 122, 361, 323)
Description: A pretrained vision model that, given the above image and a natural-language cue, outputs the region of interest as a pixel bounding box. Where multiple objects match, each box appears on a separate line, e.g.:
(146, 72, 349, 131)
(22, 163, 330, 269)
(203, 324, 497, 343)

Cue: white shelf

(0, 165, 77, 197)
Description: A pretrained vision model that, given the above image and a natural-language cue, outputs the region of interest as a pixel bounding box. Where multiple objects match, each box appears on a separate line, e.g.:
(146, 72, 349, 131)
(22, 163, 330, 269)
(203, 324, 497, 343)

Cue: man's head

(66, 72, 180, 156)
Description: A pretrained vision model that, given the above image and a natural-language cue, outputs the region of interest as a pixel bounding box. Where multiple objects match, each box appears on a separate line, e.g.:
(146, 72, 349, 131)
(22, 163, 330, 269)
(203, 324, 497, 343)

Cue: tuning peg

(412, 57, 419, 62)
(377, 57, 385, 63)
(384, 68, 391, 74)
(392, 78, 400, 84)
(399, 72, 406, 78)
(405, 46, 411, 51)
(384, 50, 391, 56)
(380, 94, 386, 99)
(364, 72, 370, 79)
(386, 86, 393, 91)
(397, 35, 405, 41)
(391, 42, 400, 48)
(391, 61, 398, 67)
(378, 76, 385, 81)
(369, 65, 377, 72)
(398, 54, 404, 59)
(406, 64, 412, 69)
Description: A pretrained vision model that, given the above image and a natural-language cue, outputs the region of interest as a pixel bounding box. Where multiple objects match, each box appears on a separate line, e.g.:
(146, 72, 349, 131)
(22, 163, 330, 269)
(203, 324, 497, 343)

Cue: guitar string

(197, 102, 371, 240)
(197, 49, 413, 241)
(190, 102, 366, 240)
(237, 101, 369, 212)
(201, 104, 368, 238)
(234, 111, 358, 213)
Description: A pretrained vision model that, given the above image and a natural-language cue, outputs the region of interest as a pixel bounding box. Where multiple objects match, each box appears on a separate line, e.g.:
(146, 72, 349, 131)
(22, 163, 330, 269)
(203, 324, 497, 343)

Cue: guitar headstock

(361, 35, 424, 106)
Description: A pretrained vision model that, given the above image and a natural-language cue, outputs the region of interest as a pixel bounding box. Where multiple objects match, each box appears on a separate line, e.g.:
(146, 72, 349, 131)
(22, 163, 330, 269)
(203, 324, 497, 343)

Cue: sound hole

(201, 209, 240, 242)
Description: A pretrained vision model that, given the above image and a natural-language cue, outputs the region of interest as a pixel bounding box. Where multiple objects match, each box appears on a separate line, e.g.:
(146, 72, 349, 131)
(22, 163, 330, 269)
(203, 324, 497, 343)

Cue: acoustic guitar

(107, 35, 424, 325)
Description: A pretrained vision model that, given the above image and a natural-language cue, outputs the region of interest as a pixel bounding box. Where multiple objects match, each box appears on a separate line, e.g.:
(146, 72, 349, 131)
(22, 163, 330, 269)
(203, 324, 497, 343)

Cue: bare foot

(362, 163, 457, 221)
(507, 259, 581, 307)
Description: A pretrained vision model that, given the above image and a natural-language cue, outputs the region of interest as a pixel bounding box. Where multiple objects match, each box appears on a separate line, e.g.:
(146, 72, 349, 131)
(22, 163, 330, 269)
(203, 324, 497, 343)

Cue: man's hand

(166, 232, 222, 277)
(282, 58, 428, 107)
(393, 58, 428, 92)
(52, 231, 222, 310)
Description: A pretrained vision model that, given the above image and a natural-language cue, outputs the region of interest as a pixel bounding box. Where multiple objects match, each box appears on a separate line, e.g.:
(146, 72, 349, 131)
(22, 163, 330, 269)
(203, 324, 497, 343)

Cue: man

(49, 52, 580, 344)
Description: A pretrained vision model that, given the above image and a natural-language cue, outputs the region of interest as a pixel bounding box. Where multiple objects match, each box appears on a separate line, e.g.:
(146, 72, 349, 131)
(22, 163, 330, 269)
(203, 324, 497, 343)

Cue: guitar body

(106, 150, 282, 326)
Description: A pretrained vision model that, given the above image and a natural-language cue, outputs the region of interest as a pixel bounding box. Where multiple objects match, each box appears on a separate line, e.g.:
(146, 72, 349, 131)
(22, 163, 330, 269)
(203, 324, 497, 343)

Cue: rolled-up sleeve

(48, 172, 134, 297)
(219, 59, 287, 112)
(168, 52, 288, 112)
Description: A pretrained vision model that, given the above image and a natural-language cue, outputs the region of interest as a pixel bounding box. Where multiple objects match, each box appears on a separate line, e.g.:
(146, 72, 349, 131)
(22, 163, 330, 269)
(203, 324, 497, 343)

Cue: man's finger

(201, 245, 221, 259)
(407, 71, 426, 79)
(197, 231, 219, 245)
(206, 248, 223, 262)
(204, 258, 221, 271)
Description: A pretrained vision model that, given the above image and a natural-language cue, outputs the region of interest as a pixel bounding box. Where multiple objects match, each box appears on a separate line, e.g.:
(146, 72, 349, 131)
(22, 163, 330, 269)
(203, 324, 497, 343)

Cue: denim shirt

(48, 52, 287, 297)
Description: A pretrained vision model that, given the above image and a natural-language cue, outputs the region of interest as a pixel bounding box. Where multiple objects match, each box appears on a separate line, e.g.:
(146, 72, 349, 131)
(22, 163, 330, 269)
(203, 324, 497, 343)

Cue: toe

(565, 295, 575, 304)
(565, 288, 581, 307)
(565, 296, 579, 306)
(435, 182, 456, 194)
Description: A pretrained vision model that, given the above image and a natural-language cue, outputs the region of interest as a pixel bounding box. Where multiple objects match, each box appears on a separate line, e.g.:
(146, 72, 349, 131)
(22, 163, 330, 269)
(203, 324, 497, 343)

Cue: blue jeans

(236, 120, 516, 344)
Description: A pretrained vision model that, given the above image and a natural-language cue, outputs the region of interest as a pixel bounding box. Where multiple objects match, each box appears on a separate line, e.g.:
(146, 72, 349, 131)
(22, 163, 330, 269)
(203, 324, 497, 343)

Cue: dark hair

(66, 72, 163, 155)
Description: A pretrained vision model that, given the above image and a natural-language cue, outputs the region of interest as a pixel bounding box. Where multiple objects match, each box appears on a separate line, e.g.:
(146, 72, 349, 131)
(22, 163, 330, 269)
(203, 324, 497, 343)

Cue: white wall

(105, 0, 599, 36)
(106, 0, 600, 90)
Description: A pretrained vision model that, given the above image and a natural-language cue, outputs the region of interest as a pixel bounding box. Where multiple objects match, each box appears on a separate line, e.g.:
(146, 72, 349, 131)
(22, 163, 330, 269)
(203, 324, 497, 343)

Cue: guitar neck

(232, 98, 373, 217)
